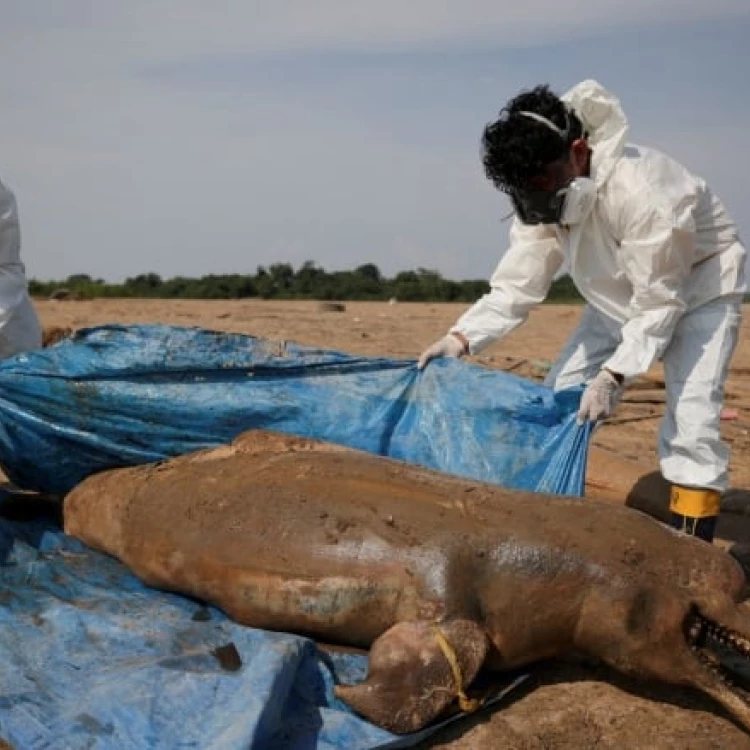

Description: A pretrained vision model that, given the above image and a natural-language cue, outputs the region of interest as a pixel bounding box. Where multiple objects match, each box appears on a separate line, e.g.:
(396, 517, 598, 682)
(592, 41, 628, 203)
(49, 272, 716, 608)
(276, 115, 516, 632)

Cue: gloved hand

(576, 369, 622, 424)
(417, 333, 467, 370)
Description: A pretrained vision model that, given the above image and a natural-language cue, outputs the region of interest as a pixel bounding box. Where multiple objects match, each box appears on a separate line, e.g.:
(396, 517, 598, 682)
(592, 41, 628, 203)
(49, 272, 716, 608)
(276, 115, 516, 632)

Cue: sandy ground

(30, 298, 750, 749)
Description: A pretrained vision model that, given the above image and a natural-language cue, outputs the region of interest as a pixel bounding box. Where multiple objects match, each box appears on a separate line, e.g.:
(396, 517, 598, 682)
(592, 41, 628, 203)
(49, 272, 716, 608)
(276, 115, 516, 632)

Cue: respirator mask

(509, 176, 597, 226)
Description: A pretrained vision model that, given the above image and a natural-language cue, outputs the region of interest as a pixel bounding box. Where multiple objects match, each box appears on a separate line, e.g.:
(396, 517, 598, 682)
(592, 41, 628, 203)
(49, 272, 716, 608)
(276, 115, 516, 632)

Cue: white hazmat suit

(438, 80, 747, 498)
(0, 179, 43, 358)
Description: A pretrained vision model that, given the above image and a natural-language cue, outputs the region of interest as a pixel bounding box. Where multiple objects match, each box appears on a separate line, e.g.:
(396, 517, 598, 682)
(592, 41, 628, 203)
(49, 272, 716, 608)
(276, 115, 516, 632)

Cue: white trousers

(0, 295, 42, 359)
(544, 296, 743, 492)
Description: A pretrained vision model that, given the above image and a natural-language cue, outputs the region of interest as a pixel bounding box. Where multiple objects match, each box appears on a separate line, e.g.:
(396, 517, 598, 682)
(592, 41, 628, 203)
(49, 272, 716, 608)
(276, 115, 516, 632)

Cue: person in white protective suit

(0, 178, 43, 358)
(418, 80, 747, 544)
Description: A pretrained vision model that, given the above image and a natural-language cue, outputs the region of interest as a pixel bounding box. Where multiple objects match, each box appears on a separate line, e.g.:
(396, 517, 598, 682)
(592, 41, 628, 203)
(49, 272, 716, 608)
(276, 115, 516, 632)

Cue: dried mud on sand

(31, 298, 750, 749)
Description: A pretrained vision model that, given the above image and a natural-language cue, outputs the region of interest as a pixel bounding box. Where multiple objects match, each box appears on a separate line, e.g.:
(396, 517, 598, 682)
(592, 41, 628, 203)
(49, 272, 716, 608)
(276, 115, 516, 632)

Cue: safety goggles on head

(509, 177, 597, 226)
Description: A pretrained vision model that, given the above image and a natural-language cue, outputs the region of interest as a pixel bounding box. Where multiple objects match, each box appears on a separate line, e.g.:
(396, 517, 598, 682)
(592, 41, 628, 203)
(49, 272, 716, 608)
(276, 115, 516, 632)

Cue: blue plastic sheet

(0, 326, 589, 748)
(0, 325, 591, 496)
(0, 508, 528, 750)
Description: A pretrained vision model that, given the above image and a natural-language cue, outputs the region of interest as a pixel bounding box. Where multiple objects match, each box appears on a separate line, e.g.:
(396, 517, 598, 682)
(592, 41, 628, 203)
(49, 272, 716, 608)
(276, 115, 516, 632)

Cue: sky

(2, 1, 749, 283)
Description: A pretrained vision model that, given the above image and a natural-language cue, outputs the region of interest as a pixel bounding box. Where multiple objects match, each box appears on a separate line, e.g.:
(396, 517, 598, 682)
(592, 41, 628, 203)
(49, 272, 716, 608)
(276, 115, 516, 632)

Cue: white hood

(562, 80, 629, 188)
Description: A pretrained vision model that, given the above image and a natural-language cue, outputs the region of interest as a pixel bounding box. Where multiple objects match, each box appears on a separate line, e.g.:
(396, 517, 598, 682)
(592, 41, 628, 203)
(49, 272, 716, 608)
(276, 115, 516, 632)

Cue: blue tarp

(0, 324, 591, 496)
(0, 506, 528, 750)
(0, 325, 590, 749)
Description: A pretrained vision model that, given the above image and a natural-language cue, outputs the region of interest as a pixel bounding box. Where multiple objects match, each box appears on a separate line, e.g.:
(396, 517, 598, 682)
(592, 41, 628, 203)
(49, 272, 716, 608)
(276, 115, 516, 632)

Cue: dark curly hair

(481, 84, 585, 192)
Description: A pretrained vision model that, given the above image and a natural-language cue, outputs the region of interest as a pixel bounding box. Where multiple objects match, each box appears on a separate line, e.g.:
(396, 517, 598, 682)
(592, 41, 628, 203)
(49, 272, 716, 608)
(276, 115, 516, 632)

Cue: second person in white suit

(419, 80, 747, 544)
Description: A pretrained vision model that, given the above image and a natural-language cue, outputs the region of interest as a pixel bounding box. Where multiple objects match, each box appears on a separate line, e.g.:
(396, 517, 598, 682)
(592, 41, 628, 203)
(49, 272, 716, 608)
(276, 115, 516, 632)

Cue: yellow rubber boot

(669, 485, 721, 543)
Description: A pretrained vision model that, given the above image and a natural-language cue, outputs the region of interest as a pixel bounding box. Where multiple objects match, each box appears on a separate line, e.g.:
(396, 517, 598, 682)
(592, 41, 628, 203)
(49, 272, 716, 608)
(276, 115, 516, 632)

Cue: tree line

(30, 262, 588, 303)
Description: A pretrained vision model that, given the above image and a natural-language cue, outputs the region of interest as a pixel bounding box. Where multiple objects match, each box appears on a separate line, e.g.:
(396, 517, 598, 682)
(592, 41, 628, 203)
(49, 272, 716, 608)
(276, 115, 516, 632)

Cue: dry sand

(31, 298, 750, 749)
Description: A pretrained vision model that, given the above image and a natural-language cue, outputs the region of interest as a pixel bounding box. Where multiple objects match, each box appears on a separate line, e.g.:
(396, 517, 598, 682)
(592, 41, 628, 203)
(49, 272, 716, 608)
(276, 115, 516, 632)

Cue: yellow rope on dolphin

(432, 624, 483, 714)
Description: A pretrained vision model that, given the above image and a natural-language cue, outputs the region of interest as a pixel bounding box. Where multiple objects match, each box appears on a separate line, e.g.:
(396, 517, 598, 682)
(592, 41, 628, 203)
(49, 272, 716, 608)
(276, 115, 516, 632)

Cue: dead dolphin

(63, 430, 750, 734)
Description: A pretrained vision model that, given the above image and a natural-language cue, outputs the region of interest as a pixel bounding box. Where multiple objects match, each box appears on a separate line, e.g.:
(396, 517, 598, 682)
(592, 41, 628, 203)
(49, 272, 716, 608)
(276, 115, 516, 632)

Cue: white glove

(577, 369, 622, 424)
(417, 333, 467, 370)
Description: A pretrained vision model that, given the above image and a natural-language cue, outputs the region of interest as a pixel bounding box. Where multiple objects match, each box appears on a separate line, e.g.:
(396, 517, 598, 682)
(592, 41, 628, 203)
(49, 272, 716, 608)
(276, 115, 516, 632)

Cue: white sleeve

(450, 220, 563, 354)
(603, 183, 697, 379)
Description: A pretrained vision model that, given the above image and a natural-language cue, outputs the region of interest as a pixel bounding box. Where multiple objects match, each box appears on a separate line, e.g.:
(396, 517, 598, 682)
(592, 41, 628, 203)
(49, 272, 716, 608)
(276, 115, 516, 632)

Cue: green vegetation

(30, 263, 588, 303)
